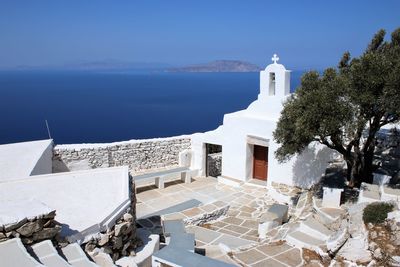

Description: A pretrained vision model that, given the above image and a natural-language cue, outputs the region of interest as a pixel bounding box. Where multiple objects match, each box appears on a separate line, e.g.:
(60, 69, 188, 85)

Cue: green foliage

(273, 28, 400, 185)
(362, 202, 394, 224)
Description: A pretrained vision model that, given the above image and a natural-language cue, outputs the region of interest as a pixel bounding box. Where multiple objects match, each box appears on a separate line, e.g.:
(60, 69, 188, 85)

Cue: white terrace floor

(136, 176, 306, 267)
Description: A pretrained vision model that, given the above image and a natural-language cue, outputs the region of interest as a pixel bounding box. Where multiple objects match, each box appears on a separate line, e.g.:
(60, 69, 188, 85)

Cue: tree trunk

(360, 147, 375, 184)
(345, 150, 375, 188)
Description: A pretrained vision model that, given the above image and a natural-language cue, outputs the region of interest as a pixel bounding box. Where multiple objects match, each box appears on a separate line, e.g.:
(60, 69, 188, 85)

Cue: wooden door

(253, 145, 268, 180)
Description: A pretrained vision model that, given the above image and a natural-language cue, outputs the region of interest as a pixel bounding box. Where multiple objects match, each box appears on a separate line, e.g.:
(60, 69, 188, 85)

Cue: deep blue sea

(0, 71, 303, 144)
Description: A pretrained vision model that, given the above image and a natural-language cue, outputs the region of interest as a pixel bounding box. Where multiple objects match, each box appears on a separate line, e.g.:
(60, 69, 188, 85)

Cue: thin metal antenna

(45, 119, 52, 139)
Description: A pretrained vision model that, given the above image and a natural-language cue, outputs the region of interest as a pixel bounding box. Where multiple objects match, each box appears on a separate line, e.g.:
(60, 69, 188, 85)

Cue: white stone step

(313, 197, 345, 224)
(217, 176, 243, 188)
(286, 230, 325, 251)
(31, 240, 71, 267)
(0, 238, 44, 267)
(61, 243, 99, 267)
(299, 216, 333, 241)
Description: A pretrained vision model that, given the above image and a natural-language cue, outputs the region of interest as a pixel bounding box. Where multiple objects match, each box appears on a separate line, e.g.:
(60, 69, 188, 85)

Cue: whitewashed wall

(30, 140, 53, 176)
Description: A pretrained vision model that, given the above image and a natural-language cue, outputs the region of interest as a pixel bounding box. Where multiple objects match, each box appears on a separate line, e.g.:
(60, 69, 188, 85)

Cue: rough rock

(16, 220, 44, 236)
(337, 235, 372, 264)
(4, 218, 28, 232)
(123, 213, 133, 222)
(112, 236, 123, 250)
(32, 226, 61, 241)
(98, 233, 109, 246)
(373, 248, 382, 259)
(0, 209, 60, 246)
(115, 222, 130, 237)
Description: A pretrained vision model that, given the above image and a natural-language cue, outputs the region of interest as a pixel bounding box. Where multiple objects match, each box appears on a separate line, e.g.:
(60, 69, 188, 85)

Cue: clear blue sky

(0, 1, 399, 70)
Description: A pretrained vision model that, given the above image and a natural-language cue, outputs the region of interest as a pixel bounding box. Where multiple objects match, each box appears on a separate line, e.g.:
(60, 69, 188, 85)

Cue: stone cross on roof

(271, 54, 279, 64)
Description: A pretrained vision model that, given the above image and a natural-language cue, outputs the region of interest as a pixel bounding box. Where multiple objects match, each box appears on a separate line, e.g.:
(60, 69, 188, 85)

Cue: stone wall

(0, 210, 61, 246)
(53, 136, 191, 173)
(207, 152, 222, 177)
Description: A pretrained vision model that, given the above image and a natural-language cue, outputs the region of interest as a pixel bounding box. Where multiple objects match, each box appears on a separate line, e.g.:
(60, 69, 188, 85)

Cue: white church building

(191, 55, 335, 188)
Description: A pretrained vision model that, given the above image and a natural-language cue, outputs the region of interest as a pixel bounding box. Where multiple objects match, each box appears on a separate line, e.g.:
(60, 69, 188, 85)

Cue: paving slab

(200, 204, 218, 213)
(214, 254, 240, 266)
(222, 216, 244, 225)
(242, 235, 258, 241)
(182, 207, 203, 217)
(212, 221, 229, 228)
(256, 242, 293, 256)
(234, 248, 266, 265)
(251, 258, 287, 267)
(245, 229, 259, 237)
(217, 228, 240, 236)
(224, 224, 251, 235)
(226, 209, 240, 216)
(137, 189, 163, 202)
(162, 212, 187, 221)
(239, 206, 256, 213)
(240, 220, 259, 229)
(237, 211, 252, 218)
(274, 248, 302, 266)
(211, 233, 255, 249)
(186, 226, 222, 244)
(140, 199, 202, 219)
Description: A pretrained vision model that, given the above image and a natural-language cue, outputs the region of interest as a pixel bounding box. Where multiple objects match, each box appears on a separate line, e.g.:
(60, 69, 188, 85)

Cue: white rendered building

(192, 55, 335, 188)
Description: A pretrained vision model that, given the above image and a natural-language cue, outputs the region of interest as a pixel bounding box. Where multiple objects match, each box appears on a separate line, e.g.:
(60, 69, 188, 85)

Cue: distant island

(2, 60, 263, 73)
(167, 60, 262, 72)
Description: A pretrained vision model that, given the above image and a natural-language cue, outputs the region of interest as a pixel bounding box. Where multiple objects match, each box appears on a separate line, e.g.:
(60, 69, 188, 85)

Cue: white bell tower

(259, 54, 291, 99)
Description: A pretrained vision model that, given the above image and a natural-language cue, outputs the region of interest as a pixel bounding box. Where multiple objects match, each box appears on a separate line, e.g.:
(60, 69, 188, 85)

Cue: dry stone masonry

(0, 210, 61, 246)
(83, 212, 141, 262)
(207, 152, 222, 177)
(53, 136, 191, 173)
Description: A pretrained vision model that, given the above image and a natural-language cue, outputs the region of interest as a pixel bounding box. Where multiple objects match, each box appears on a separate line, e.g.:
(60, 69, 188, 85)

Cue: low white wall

(53, 135, 192, 173)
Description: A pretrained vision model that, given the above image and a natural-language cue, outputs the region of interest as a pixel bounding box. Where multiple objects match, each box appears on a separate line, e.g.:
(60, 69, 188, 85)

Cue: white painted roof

(0, 166, 130, 242)
(0, 139, 53, 181)
(0, 199, 54, 227)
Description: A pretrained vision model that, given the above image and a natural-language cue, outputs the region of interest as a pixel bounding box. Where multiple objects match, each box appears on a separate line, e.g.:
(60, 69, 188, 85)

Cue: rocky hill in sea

(167, 60, 262, 72)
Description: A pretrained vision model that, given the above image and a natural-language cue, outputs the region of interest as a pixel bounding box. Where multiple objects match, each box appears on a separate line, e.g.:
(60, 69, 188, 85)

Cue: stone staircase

(286, 215, 334, 252)
(0, 238, 109, 267)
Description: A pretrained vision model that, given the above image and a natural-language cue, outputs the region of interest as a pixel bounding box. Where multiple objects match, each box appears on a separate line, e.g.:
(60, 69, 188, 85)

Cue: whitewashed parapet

(53, 135, 192, 173)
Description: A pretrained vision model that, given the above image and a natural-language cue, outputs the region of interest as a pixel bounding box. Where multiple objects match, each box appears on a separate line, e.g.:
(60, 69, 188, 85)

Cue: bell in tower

(259, 54, 291, 99)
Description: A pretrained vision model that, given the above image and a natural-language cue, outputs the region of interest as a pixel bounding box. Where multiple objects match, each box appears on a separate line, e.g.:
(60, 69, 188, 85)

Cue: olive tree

(273, 28, 400, 187)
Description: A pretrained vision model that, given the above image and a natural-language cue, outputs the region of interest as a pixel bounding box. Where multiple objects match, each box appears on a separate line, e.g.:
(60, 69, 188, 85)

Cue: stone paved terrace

(136, 176, 307, 266)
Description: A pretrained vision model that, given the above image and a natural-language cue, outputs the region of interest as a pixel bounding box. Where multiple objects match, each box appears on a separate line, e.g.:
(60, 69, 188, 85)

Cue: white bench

(133, 167, 195, 189)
